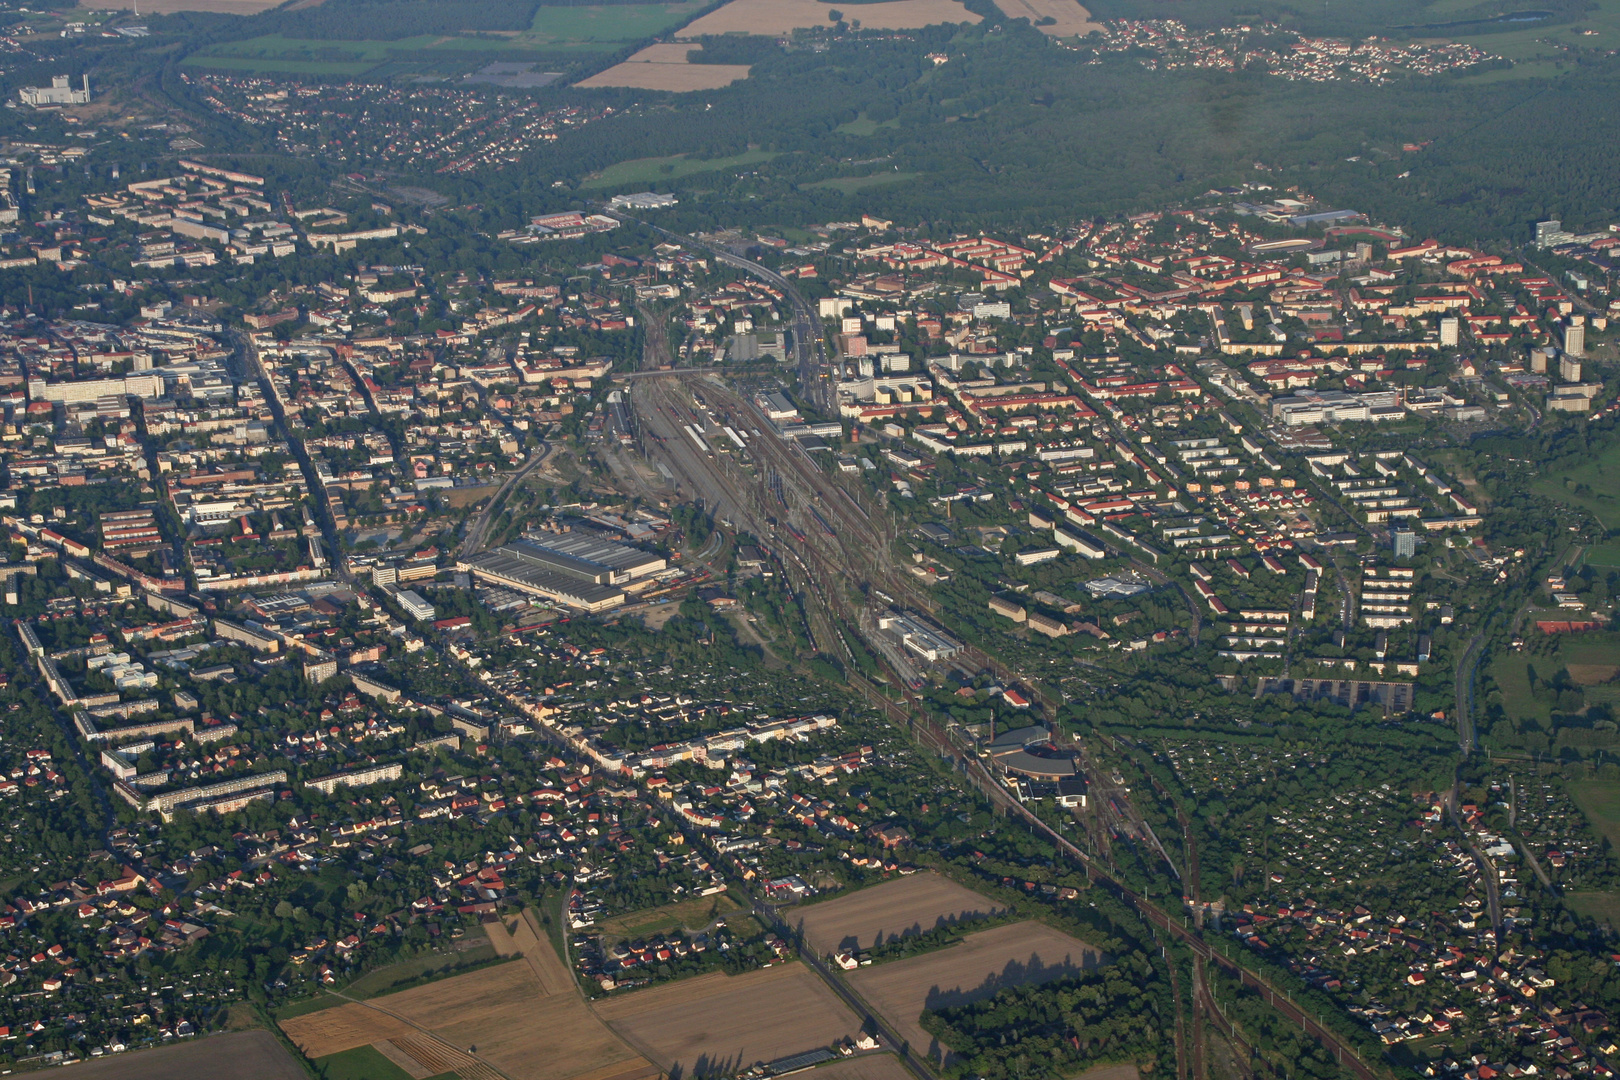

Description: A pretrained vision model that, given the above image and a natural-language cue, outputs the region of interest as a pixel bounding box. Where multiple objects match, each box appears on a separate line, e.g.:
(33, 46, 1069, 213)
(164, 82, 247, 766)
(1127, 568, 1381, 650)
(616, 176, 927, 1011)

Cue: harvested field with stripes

(281, 921, 656, 1080)
(791, 872, 1007, 958)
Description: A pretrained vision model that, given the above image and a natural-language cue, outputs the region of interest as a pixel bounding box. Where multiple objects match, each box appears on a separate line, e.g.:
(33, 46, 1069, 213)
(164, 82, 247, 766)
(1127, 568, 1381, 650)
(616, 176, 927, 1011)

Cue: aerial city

(0, 0, 1612, 1077)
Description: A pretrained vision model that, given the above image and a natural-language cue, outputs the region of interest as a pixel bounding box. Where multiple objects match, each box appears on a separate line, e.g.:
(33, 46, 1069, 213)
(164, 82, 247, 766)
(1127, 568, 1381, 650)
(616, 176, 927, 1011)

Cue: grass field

(1445, 0, 1620, 79)
(1491, 634, 1620, 725)
(200, 32, 520, 62)
(1531, 441, 1620, 531)
(1566, 889, 1620, 928)
(677, 0, 979, 35)
(807, 172, 920, 193)
(526, 2, 708, 43)
(834, 114, 901, 135)
(1490, 651, 1551, 726)
(339, 937, 498, 1000)
(580, 150, 778, 187)
(180, 55, 377, 75)
(1589, 543, 1620, 568)
(595, 893, 741, 939)
(313, 1044, 438, 1080)
(1570, 779, 1620, 852)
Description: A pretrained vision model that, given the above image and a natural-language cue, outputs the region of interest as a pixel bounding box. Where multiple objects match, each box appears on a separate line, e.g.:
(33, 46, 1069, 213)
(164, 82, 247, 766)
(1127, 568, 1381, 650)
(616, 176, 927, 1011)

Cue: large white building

(19, 75, 89, 107)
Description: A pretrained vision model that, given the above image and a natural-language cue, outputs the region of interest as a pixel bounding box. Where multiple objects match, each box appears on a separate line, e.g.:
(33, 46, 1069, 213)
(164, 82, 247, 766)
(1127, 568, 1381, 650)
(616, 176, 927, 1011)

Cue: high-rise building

(1439, 317, 1460, 347)
(1392, 529, 1417, 560)
(1560, 354, 1582, 383)
(1563, 321, 1585, 358)
(1530, 347, 1549, 374)
(1535, 220, 1575, 248)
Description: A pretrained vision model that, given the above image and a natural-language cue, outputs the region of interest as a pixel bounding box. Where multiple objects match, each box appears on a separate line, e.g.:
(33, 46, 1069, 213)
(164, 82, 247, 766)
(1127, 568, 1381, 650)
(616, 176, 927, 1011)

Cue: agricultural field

(592, 962, 861, 1075)
(989, 0, 1101, 36)
(313, 1043, 456, 1080)
(339, 926, 498, 1000)
(581, 150, 779, 189)
(55, 1031, 307, 1080)
(524, 2, 709, 46)
(676, 0, 979, 37)
(574, 44, 753, 90)
(804, 1056, 917, 1080)
(791, 872, 1006, 958)
(484, 908, 576, 995)
(81, 0, 282, 10)
(846, 920, 1105, 1065)
(281, 959, 653, 1080)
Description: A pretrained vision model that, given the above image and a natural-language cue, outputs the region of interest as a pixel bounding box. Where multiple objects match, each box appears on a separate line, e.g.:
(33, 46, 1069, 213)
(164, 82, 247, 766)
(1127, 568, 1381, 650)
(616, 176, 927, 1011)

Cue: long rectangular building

(458, 542, 626, 612)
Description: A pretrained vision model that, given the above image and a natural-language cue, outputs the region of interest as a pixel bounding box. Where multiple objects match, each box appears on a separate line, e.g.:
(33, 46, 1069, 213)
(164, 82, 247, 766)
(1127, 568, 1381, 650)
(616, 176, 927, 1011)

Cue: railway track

(625, 370, 1388, 1080)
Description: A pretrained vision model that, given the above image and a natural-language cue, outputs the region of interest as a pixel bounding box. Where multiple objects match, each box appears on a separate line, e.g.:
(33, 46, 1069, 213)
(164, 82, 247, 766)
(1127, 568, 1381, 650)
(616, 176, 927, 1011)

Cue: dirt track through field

(482, 911, 574, 996)
(792, 872, 1007, 958)
(847, 920, 1104, 1065)
(593, 963, 860, 1075)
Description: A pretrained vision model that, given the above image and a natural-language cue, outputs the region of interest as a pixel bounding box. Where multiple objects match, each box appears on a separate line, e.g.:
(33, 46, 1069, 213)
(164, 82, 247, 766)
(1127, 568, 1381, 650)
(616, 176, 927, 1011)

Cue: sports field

(593, 962, 861, 1075)
(848, 920, 1103, 1064)
(791, 872, 1006, 957)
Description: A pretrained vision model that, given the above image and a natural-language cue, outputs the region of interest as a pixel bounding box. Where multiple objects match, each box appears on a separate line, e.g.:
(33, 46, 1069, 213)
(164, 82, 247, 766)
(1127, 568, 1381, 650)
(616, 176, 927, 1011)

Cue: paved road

(459, 444, 551, 559)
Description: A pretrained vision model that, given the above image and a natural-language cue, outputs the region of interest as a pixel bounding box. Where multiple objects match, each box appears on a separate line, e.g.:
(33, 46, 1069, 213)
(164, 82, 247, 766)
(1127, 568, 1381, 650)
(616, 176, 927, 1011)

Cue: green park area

(1531, 441, 1620, 532)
